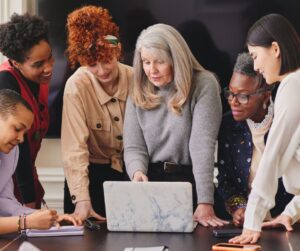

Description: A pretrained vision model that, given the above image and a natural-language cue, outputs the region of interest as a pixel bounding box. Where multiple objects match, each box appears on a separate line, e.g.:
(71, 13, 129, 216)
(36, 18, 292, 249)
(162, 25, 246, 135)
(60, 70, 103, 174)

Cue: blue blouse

(217, 111, 293, 216)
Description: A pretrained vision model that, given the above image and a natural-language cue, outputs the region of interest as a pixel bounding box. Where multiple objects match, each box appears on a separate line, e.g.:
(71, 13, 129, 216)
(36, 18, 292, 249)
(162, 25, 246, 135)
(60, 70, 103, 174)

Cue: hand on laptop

(133, 171, 148, 182)
(193, 203, 229, 227)
(73, 201, 106, 221)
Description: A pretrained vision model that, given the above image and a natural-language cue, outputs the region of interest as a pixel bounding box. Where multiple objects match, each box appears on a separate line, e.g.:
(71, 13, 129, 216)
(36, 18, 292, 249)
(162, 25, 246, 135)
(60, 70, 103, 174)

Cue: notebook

(103, 181, 195, 232)
(26, 225, 84, 237)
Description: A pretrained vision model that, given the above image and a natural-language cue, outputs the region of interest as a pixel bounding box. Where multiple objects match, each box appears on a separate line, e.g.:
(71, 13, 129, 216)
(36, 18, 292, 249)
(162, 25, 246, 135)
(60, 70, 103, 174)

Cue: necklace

(247, 100, 274, 130)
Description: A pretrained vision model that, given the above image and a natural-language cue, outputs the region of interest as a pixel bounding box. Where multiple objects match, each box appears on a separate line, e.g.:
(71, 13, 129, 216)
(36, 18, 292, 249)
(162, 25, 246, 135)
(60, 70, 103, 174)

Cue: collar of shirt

(85, 63, 128, 105)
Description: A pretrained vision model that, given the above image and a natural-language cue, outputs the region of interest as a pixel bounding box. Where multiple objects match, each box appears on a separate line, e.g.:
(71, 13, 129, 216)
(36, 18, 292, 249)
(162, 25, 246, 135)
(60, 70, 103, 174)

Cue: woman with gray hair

(217, 52, 293, 227)
(124, 23, 228, 227)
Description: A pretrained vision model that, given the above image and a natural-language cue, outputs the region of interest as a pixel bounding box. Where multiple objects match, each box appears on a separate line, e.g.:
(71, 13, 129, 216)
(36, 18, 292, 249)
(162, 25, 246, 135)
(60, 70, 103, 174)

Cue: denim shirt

(217, 111, 293, 216)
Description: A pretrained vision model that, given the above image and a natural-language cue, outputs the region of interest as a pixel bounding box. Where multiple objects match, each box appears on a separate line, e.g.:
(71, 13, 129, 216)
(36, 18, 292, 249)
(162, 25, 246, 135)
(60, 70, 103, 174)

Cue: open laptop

(103, 181, 195, 232)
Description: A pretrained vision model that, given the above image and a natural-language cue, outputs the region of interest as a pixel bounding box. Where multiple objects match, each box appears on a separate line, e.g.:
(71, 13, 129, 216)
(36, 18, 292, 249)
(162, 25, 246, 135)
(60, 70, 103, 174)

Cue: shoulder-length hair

(246, 13, 300, 75)
(132, 23, 204, 115)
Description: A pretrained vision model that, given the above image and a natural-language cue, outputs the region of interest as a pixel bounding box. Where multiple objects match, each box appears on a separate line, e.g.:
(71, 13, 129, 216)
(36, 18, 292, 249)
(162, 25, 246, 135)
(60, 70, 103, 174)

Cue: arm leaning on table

(230, 72, 300, 244)
(189, 71, 227, 227)
(61, 82, 104, 221)
(217, 114, 248, 226)
(123, 96, 149, 181)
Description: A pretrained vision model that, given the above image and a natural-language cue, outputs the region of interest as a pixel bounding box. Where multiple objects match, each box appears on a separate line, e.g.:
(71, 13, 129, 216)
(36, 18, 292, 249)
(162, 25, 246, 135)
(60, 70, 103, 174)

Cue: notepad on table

(26, 226, 84, 237)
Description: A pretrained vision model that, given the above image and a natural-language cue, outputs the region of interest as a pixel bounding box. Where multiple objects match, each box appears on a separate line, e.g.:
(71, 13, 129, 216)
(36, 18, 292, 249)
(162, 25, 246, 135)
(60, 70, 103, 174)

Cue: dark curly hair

(0, 13, 49, 63)
(66, 5, 121, 69)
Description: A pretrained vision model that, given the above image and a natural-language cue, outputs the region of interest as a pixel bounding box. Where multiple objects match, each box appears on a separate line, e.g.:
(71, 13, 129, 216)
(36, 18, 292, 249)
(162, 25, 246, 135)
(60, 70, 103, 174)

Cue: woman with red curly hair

(61, 5, 133, 220)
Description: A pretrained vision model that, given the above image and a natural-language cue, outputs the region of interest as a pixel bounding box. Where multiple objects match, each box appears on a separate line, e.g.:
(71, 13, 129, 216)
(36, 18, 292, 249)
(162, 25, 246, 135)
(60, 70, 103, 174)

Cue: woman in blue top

(217, 52, 293, 227)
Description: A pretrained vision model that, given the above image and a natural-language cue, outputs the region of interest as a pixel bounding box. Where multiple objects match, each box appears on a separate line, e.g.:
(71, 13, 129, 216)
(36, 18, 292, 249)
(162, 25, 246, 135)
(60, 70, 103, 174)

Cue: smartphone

(212, 243, 261, 251)
(212, 228, 243, 238)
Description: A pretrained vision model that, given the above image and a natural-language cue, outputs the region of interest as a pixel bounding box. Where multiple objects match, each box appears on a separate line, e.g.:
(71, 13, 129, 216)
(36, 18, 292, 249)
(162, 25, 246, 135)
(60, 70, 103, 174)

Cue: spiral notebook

(26, 225, 84, 237)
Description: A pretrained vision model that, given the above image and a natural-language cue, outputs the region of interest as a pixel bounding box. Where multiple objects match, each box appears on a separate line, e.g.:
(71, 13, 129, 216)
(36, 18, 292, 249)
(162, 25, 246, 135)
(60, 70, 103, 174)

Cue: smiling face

(248, 44, 281, 84)
(12, 40, 54, 84)
(140, 47, 173, 88)
(0, 104, 34, 153)
(228, 72, 270, 122)
(87, 56, 119, 86)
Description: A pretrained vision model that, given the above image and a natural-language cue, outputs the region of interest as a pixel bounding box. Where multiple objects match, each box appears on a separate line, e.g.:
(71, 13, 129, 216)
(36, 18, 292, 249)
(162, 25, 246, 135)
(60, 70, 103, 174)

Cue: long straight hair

(132, 23, 204, 115)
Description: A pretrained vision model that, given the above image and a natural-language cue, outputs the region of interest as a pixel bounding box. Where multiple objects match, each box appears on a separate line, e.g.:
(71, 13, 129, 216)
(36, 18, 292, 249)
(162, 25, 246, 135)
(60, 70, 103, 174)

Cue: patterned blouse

(216, 111, 293, 216)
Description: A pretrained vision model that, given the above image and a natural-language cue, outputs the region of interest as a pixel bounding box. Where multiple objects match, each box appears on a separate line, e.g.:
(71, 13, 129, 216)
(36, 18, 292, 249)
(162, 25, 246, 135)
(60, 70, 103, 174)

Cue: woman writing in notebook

(0, 90, 81, 235)
(124, 24, 228, 227)
(230, 14, 300, 244)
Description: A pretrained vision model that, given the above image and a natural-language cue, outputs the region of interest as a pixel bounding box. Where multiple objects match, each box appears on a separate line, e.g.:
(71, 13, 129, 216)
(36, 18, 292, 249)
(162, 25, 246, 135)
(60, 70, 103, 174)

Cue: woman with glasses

(230, 14, 300, 244)
(217, 52, 293, 227)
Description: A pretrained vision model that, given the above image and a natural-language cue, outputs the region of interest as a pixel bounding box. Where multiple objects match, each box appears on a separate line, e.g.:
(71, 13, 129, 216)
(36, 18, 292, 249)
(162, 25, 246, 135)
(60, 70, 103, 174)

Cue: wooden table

(1, 223, 299, 251)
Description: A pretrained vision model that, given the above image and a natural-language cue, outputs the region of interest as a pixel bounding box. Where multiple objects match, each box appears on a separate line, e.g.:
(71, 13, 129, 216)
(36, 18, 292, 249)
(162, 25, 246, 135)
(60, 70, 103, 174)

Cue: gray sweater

(124, 70, 222, 204)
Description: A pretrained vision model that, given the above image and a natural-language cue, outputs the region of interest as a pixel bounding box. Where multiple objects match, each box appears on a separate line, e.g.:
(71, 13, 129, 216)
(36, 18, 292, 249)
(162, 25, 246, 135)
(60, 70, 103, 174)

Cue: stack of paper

(26, 226, 84, 237)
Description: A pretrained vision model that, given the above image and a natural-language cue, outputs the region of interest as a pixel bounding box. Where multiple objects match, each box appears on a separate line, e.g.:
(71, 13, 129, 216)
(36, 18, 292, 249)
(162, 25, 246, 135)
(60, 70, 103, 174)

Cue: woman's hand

(26, 209, 58, 229)
(193, 203, 229, 227)
(56, 214, 82, 227)
(229, 228, 261, 244)
(262, 214, 293, 231)
(73, 200, 106, 221)
(132, 171, 148, 182)
(232, 208, 245, 227)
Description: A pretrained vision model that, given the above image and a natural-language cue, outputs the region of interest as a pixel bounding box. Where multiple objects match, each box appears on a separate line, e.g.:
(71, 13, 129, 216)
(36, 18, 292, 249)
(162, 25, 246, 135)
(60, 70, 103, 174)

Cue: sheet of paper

(26, 225, 84, 237)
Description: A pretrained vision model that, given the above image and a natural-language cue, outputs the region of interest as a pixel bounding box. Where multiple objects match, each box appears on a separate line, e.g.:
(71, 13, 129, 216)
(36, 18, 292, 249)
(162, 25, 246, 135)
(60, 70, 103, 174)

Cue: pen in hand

(41, 199, 49, 210)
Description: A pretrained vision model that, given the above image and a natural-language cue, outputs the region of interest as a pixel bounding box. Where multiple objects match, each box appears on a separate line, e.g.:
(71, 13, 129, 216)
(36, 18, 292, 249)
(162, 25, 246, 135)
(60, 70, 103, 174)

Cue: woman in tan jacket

(62, 5, 133, 221)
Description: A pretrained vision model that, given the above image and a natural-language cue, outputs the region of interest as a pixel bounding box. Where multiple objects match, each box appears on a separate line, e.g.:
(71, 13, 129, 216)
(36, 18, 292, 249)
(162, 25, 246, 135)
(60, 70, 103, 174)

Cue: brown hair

(66, 5, 121, 68)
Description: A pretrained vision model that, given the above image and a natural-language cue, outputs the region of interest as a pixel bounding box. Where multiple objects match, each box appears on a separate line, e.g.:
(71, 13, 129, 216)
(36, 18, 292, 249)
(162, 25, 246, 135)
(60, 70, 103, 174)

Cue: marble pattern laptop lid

(103, 181, 194, 232)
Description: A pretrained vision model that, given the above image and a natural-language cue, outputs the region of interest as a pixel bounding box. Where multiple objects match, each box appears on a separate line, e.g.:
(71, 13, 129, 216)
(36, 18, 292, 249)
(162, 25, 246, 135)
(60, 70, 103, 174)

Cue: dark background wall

(37, 0, 300, 137)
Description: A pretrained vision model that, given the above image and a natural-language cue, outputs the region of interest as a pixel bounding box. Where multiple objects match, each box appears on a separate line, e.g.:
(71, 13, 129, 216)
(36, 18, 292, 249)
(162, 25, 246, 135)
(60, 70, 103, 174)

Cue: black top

(0, 70, 40, 203)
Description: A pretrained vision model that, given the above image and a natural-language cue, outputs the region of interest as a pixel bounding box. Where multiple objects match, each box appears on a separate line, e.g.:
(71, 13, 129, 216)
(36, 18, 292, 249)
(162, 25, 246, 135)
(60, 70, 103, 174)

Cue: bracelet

(20, 214, 25, 231)
(18, 215, 21, 233)
(225, 195, 247, 215)
(24, 214, 27, 230)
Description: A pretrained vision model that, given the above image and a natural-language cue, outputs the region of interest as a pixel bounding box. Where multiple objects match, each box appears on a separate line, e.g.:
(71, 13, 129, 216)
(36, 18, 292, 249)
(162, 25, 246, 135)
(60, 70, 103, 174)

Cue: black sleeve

(0, 71, 36, 203)
(15, 136, 36, 203)
(0, 71, 21, 92)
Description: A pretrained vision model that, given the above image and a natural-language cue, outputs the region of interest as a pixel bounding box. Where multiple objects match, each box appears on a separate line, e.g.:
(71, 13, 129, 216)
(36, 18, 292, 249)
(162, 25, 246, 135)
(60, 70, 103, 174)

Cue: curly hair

(234, 52, 268, 89)
(66, 5, 121, 69)
(0, 13, 49, 63)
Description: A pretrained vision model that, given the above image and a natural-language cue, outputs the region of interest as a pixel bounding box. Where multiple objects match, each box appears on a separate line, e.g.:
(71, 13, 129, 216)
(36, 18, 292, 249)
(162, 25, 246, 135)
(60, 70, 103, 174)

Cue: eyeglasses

(223, 87, 267, 105)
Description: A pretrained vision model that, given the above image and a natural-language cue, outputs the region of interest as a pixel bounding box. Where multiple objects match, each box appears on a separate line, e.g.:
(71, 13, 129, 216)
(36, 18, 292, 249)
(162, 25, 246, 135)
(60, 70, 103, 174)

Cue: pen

(41, 199, 49, 209)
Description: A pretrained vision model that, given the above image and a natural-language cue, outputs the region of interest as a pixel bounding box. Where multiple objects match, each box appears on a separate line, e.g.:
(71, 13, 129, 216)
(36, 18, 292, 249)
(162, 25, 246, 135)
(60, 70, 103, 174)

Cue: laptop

(103, 181, 195, 232)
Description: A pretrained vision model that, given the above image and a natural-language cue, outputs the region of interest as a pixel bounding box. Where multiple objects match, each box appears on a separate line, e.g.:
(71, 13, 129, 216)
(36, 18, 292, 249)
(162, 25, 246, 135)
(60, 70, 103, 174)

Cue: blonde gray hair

(132, 23, 204, 115)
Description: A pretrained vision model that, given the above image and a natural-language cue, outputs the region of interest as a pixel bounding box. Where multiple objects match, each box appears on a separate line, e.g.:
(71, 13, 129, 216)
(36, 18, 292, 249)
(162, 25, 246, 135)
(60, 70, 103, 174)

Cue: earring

(263, 103, 267, 110)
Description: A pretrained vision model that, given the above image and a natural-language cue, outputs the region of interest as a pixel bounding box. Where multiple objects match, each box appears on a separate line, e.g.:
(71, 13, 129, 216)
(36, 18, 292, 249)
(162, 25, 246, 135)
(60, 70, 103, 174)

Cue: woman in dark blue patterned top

(217, 53, 293, 227)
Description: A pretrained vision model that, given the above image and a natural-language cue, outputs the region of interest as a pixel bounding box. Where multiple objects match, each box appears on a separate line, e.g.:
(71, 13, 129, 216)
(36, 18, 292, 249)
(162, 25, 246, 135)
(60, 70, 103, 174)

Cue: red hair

(66, 5, 121, 68)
